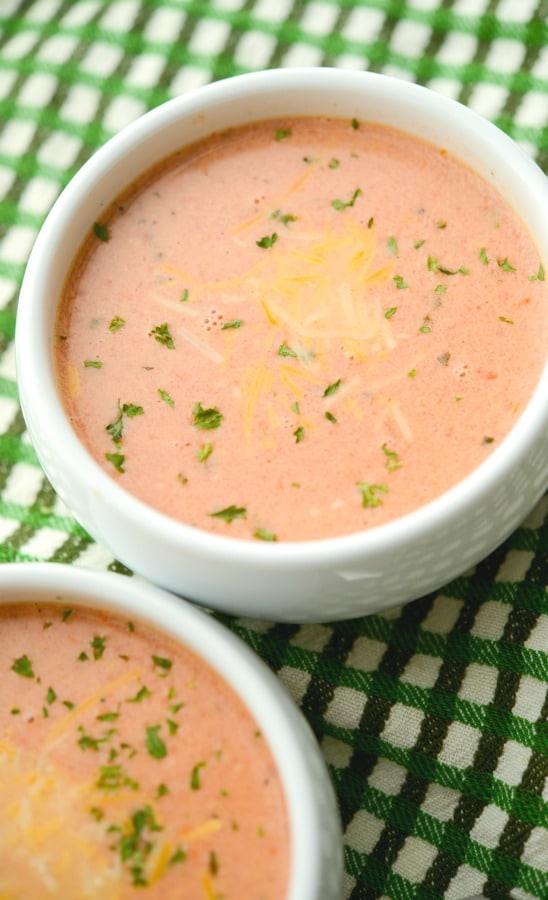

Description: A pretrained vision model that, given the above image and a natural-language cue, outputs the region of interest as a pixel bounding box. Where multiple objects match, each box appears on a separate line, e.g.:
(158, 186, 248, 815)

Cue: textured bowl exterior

(0, 563, 343, 900)
(15, 68, 548, 622)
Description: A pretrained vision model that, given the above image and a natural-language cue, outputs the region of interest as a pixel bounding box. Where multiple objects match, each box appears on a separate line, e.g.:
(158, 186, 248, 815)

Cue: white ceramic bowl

(16, 68, 548, 622)
(0, 562, 343, 899)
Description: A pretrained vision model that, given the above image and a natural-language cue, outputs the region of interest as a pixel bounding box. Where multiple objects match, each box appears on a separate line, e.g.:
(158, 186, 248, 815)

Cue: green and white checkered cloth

(0, 2, 547, 897)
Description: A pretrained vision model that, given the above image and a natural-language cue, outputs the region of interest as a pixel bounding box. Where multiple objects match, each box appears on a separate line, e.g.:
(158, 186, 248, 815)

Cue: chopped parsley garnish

(529, 263, 545, 282)
(427, 255, 469, 275)
(91, 635, 106, 660)
(190, 760, 207, 790)
(479, 247, 489, 265)
(109, 316, 126, 331)
(105, 451, 125, 473)
(393, 275, 408, 289)
(274, 127, 292, 141)
(351, 117, 359, 130)
(192, 401, 223, 430)
(210, 505, 247, 523)
(11, 655, 35, 678)
(106, 401, 144, 444)
(221, 319, 243, 329)
(382, 444, 403, 471)
(197, 443, 213, 462)
(328, 158, 340, 169)
(145, 725, 167, 759)
(256, 232, 278, 249)
(158, 388, 174, 406)
(387, 235, 398, 255)
(293, 426, 305, 443)
(254, 528, 277, 542)
(331, 187, 361, 211)
(384, 306, 397, 319)
(180, 288, 189, 302)
(414, 239, 425, 249)
(152, 655, 173, 673)
(149, 322, 175, 348)
(84, 359, 103, 368)
(499, 315, 514, 324)
(127, 685, 151, 703)
(93, 222, 109, 242)
(271, 209, 297, 225)
(323, 379, 342, 397)
(356, 481, 389, 508)
(497, 257, 516, 272)
(278, 342, 297, 358)
(325, 411, 337, 423)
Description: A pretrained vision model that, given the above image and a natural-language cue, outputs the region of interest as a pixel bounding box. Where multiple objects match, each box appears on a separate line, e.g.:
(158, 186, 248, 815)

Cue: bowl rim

(0, 561, 343, 899)
(16, 67, 548, 569)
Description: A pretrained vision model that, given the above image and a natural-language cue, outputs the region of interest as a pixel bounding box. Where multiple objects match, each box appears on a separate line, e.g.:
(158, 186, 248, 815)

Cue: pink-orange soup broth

(0, 601, 288, 898)
(55, 117, 548, 542)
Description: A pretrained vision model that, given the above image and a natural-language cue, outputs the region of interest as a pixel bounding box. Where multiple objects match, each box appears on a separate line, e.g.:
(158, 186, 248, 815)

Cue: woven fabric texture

(0, 2, 547, 898)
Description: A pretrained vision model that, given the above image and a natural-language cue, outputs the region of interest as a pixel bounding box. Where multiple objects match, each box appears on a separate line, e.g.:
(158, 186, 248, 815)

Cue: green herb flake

(61, 609, 73, 622)
(123, 403, 144, 419)
(93, 222, 109, 242)
(46, 686, 57, 704)
(192, 402, 223, 430)
(414, 239, 425, 249)
(393, 275, 408, 289)
(91, 635, 106, 660)
(127, 685, 151, 703)
(97, 711, 119, 722)
(356, 481, 389, 508)
(278, 342, 297, 358)
(190, 760, 207, 790)
(158, 388, 174, 406)
(152, 655, 173, 673)
(156, 783, 169, 799)
(384, 306, 397, 319)
(274, 127, 292, 141)
(84, 359, 103, 369)
(166, 719, 178, 736)
(11, 655, 35, 678)
(351, 117, 359, 130)
(294, 426, 305, 443)
(323, 378, 342, 398)
(169, 846, 187, 865)
(499, 315, 514, 324)
(331, 187, 362, 211)
(221, 319, 243, 330)
(146, 724, 167, 759)
(328, 158, 340, 169)
(382, 444, 403, 471)
(177, 472, 188, 486)
(479, 247, 489, 265)
(436, 220, 447, 229)
(367, 217, 374, 229)
(256, 233, 278, 249)
(149, 322, 175, 348)
(210, 505, 247, 523)
(387, 235, 398, 255)
(497, 257, 516, 272)
(197, 443, 213, 463)
(254, 528, 277, 542)
(408, 368, 417, 378)
(325, 411, 337, 424)
(271, 209, 297, 226)
(180, 288, 189, 303)
(105, 451, 125, 473)
(109, 316, 126, 331)
(529, 263, 545, 282)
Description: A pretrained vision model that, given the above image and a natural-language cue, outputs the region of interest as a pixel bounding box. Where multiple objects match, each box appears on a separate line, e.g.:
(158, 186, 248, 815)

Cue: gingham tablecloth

(1, 2, 547, 898)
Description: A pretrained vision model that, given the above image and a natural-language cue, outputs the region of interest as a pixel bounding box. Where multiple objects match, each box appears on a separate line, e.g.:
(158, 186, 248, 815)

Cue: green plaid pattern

(1, 2, 547, 897)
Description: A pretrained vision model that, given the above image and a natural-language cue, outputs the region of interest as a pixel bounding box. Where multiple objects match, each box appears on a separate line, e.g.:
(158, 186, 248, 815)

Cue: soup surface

(56, 117, 547, 541)
(0, 600, 288, 898)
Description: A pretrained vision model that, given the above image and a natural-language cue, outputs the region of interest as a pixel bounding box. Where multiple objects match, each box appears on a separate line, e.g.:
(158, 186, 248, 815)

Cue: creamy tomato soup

(0, 601, 288, 898)
(55, 117, 547, 541)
